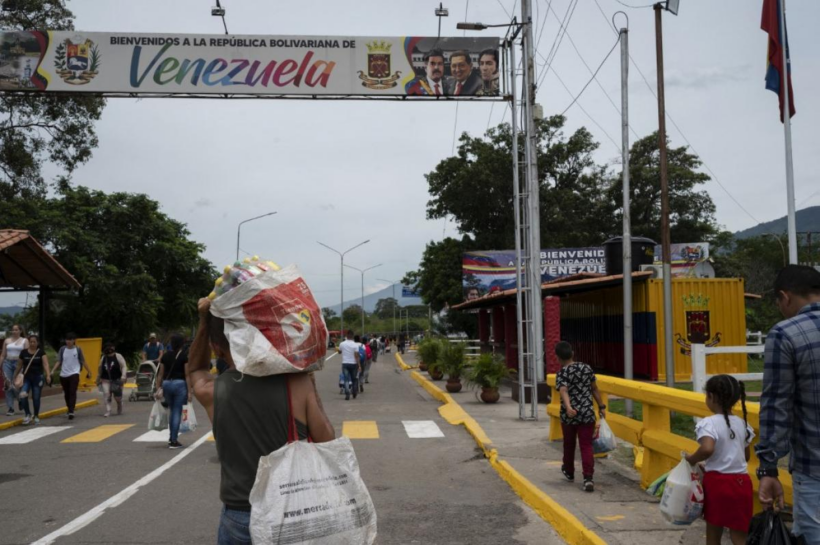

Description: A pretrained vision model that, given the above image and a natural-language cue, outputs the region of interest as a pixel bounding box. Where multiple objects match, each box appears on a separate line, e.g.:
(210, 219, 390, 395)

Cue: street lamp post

(377, 278, 402, 337)
(765, 233, 787, 267)
(345, 263, 382, 335)
(236, 212, 277, 261)
(317, 240, 370, 338)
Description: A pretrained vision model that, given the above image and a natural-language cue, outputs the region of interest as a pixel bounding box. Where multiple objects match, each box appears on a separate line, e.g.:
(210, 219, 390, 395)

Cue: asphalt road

(0, 353, 561, 544)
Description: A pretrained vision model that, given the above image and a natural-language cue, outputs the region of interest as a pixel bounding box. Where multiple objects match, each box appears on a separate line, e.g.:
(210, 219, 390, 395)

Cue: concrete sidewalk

(0, 386, 102, 429)
(401, 351, 711, 545)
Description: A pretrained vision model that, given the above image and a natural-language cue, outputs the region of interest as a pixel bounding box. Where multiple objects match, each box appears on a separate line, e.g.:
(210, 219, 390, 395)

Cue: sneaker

(359, 384, 364, 393)
(68, 413, 74, 420)
(5, 409, 14, 416)
(345, 394, 350, 401)
(353, 392, 357, 399)
(103, 411, 110, 417)
(169, 441, 183, 449)
(33, 416, 40, 425)
(22, 415, 31, 426)
(561, 466, 575, 482)
(583, 479, 594, 493)
(365, 380, 370, 384)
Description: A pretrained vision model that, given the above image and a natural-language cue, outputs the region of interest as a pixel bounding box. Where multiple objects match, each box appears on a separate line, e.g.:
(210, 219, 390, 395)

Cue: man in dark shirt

(188, 298, 335, 544)
(141, 333, 163, 363)
(555, 341, 606, 493)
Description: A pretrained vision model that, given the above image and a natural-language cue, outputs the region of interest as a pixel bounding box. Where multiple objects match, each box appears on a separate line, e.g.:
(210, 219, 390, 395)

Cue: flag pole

(779, 0, 797, 264)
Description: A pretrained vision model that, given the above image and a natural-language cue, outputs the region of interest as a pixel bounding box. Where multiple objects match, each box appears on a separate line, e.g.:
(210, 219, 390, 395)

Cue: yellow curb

(0, 399, 99, 431)
(394, 352, 416, 371)
(410, 370, 605, 545)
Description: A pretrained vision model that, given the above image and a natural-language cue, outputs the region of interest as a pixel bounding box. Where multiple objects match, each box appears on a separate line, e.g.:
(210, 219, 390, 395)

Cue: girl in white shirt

(685, 375, 754, 545)
(1, 325, 28, 416)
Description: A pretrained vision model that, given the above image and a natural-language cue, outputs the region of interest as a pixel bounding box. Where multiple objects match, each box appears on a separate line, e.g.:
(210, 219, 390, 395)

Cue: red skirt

(702, 471, 753, 532)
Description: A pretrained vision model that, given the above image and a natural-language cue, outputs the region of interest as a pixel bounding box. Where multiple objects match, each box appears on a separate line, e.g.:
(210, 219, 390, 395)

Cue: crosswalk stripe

(342, 420, 379, 439)
(62, 424, 134, 443)
(0, 426, 72, 444)
(133, 430, 170, 442)
(402, 420, 445, 438)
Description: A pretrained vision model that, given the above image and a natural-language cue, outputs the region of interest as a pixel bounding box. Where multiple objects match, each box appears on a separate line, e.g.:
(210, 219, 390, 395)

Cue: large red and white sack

(210, 264, 328, 376)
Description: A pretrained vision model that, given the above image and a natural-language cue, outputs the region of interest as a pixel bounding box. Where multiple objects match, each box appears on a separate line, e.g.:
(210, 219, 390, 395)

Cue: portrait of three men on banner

(403, 37, 499, 97)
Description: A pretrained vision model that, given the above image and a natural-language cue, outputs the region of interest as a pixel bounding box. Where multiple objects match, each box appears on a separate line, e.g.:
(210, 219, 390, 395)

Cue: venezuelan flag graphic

(761, 0, 795, 122)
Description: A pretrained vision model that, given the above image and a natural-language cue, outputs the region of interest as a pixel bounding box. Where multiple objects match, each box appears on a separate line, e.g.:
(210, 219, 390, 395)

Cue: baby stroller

(129, 361, 157, 402)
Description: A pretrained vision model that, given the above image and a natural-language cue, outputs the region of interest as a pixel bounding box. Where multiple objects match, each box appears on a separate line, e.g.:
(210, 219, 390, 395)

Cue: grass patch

(608, 398, 698, 440)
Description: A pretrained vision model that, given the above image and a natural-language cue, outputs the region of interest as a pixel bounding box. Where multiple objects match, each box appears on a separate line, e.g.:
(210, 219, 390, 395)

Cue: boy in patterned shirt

(554, 341, 606, 492)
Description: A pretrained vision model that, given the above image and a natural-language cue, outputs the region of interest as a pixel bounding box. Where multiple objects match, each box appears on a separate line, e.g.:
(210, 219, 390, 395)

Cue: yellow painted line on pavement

(409, 370, 606, 545)
(596, 515, 625, 522)
(207, 432, 215, 442)
(0, 399, 99, 431)
(62, 424, 134, 443)
(342, 421, 379, 439)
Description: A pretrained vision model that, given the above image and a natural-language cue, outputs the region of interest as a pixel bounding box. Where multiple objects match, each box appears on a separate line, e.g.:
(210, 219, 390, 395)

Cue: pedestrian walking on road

(398, 333, 406, 355)
(1, 324, 27, 416)
(360, 336, 373, 391)
(14, 334, 50, 426)
(369, 336, 379, 364)
(97, 342, 127, 417)
(555, 341, 606, 493)
(685, 375, 754, 545)
(156, 334, 191, 448)
(338, 332, 361, 400)
(187, 298, 335, 544)
(756, 265, 820, 543)
(51, 333, 92, 420)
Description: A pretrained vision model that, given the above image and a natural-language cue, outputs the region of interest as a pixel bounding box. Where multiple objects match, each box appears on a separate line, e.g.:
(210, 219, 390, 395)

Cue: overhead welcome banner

(463, 248, 606, 301)
(0, 31, 501, 97)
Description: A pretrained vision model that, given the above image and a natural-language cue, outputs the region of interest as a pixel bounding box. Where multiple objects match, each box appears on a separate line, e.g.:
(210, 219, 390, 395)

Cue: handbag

(13, 349, 38, 391)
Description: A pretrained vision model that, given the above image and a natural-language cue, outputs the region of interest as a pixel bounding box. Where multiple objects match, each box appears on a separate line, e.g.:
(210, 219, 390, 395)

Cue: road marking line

(132, 430, 170, 442)
(62, 424, 134, 443)
(31, 432, 212, 545)
(342, 420, 379, 439)
(0, 426, 72, 444)
(402, 420, 444, 438)
(596, 515, 625, 522)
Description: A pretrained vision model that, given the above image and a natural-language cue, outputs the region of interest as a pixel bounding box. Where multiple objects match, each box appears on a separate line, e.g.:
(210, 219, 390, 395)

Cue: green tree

(607, 133, 718, 244)
(425, 116, 613, 249)
(342, 304, 364, 329)
(0, 1, 105, 201)
(403, 237, 472, 314)
(374, 297, 399, 320)
(0, 186, 215, 357)
(322, 307, 337, 322)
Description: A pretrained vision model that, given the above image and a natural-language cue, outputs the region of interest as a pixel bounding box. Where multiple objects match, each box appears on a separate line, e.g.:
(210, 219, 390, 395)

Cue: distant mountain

(0, 305, 24, 316)
(326, 284, 423, 315)
(735, 206, 820, 239)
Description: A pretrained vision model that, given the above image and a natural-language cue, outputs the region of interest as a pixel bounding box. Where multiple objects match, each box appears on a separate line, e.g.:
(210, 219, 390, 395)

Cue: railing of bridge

(546, 374, 793, 507)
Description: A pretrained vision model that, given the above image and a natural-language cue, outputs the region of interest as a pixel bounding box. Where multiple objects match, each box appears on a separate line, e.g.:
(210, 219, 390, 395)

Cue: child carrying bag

(659, 456, 704, 525)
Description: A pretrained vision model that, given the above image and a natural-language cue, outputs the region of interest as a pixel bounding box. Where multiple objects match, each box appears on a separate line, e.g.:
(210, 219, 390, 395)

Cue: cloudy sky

(6, 0, 819, 309)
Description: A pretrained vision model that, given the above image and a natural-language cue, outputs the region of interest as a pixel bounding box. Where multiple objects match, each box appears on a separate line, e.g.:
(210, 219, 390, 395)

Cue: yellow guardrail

(546, 374, 793, 508)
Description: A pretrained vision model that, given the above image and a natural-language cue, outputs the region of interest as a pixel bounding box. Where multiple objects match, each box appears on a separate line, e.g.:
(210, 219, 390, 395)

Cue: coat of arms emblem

(675, 293, 722, 356)
(54, 37, 101, 85)
(357, 41, 401, 90)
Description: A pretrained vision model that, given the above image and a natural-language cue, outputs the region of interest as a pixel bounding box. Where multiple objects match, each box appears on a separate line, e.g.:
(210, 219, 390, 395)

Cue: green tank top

(214, 370, 308, 510)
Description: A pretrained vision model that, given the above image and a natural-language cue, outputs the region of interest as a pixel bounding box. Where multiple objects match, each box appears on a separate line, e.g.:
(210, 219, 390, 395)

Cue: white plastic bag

(249, 437, 377, 545)
(592, 418, 618, 454)
(179, 403, 198, 433)
(148, 400, 169, 431)
(210, 265, 328, 377)
(659, 457, 704, 525)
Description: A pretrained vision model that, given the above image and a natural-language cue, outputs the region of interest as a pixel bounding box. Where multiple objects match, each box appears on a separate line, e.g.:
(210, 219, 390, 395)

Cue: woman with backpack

(50, 333, 92, 420)
(97, 342, 128, 417)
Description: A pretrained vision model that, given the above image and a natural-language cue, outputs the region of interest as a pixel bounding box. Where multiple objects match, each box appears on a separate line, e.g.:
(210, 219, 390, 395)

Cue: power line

(549, 66, 621, 152)
(591, 0, 762, 226)
(614, 0, 655, 8)
(558, 35, 620, 117)
(538, 0, 579, 91)
(545, 1, 640, 140)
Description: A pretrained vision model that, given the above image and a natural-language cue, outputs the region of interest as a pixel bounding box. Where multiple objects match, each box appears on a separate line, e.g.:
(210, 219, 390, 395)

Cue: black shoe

(365, 380, 370, 384)
(345, 394, 350, 401)
(561, 466, 574, 482)
(169, 441, 183, 449)
(68, 413, 74, 420)
(353, 392, 357, 399)
(6, 409, 14, 416)
(583, 479, 594, 492)
(359, 384, 364, 393)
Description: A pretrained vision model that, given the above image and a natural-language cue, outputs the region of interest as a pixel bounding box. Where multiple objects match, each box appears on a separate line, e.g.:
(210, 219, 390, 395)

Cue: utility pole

(655, 3, 675, 389)
(520, 0, 543, 419)
(620, 25, 634, 417)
